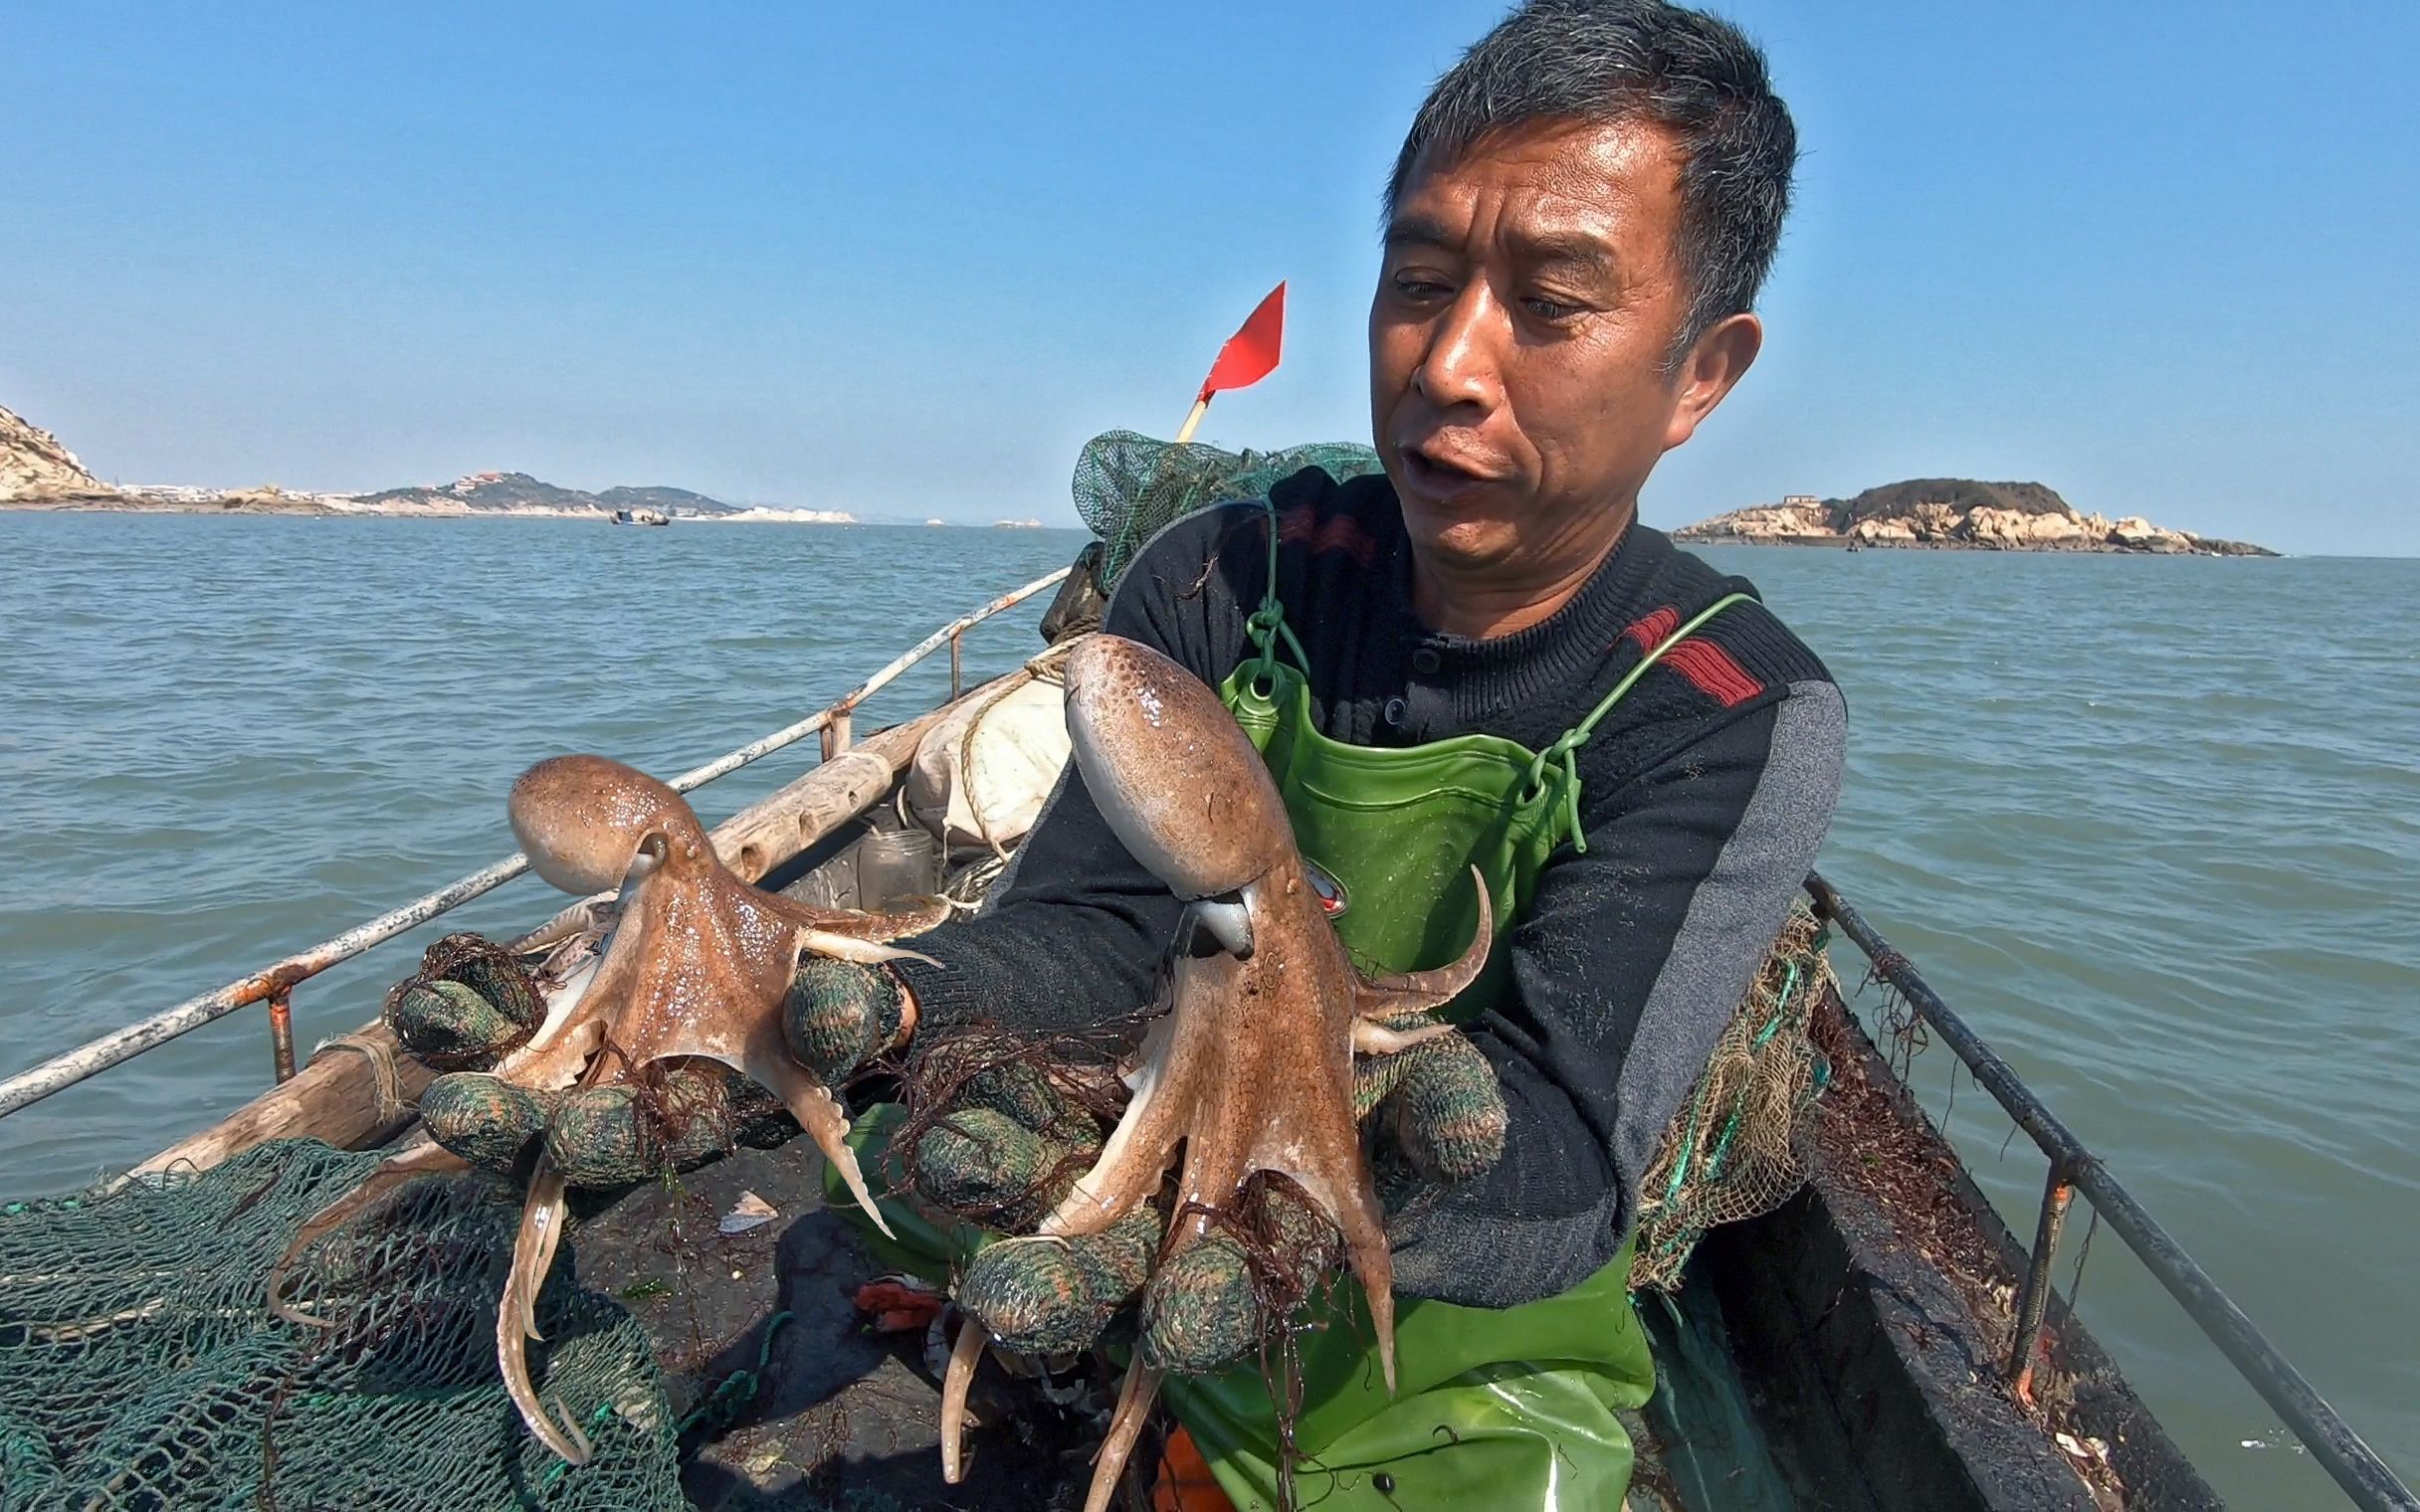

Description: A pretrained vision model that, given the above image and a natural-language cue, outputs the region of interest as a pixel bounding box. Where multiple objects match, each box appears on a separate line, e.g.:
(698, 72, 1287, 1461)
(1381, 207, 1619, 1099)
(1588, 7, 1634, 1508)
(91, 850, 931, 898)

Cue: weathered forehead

(1389, 116, 1685, 262)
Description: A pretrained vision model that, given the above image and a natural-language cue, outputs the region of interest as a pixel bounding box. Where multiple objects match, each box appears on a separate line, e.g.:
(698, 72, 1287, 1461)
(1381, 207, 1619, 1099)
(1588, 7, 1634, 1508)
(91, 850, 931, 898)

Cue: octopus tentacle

(499, 954, 606, 1066)
(269, 1136, 468, 1329)
(1285, 1161, 1400, 1392)
(1085, 1361, 1166, 1512)
(1353, 869, 1494, 1019)
(792, 928, 940, 970)
(499, 1160, 590, 1464)
(744, 1048, 898, 1240)
(1349, 1018, 1456, 1055)
(1044, 1016, 1194, 1238)
(765, 892, 953, 941)
(1171, 1125, 1254, 1235)
(497, 1016, 609, 1093)
(938, 1312, 990, 1483)
(511, 1164, 569, 1343)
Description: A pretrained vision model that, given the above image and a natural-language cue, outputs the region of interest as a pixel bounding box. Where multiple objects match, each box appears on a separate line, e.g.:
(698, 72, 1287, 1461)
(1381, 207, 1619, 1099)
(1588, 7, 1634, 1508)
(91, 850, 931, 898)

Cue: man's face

(1370, 116, 1707, 577)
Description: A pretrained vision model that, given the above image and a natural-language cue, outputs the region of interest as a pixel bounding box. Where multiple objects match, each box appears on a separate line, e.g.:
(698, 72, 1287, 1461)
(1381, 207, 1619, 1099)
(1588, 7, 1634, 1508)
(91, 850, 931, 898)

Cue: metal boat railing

(0, 566, 1069, 1119)
(1807, 872, 2417, 1512)
(0, 567, 2404, 1509)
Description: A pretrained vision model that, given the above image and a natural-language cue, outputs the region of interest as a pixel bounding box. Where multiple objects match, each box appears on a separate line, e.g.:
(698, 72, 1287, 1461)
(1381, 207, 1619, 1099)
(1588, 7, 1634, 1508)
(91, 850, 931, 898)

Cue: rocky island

(2, 403, 137, 503)
(1676, 478, 2274, 556)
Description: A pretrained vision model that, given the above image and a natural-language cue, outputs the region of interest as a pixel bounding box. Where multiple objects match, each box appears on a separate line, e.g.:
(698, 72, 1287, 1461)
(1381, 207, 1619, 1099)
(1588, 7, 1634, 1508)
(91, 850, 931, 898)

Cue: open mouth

(1399, 443, 1500, 499)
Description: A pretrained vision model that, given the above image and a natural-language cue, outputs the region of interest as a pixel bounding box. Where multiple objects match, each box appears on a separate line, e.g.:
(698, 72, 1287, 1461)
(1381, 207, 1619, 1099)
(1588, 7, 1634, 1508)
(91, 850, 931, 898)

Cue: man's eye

(1392, 276, 1451, 302)
(1522, 294, 1580, 321)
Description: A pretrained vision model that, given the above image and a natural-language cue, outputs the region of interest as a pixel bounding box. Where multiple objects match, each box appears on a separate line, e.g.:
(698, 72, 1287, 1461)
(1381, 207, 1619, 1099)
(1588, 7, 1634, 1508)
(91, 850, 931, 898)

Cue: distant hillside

(1676, 477, 2274, 556)
(1, 400, 862, 525)
(1, 403, 114, 501)
(349, 472, 742, 516)
(1832, 478, 2072, 525)
(356, 472, 604, 513)
(596, 484, 737, 516)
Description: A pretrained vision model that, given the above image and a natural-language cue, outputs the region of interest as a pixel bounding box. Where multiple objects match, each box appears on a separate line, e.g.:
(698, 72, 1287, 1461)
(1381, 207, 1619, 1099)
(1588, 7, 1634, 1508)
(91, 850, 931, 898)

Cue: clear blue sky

(6, 1, 2414, 553)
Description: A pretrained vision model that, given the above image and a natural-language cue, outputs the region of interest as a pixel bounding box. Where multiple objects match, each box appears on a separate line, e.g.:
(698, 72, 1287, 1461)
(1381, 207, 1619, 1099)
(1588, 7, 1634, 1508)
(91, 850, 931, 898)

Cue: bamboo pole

(1173, 395, 1211, 446)
(716, 714, 933, 882)
(130, 693, 976, 1180)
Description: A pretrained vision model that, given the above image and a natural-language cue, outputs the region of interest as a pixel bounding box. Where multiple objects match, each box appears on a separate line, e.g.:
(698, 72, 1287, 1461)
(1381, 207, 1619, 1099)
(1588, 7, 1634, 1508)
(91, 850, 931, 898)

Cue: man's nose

(1412, 283, 1504, 412)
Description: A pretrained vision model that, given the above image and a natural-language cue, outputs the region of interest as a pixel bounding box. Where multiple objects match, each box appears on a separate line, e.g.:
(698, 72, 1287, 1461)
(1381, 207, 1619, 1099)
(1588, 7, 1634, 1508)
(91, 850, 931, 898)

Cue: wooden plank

(131, 694, 978, 1179)
(717, 710, 937, 882)
(132, 1030, 435, 1178)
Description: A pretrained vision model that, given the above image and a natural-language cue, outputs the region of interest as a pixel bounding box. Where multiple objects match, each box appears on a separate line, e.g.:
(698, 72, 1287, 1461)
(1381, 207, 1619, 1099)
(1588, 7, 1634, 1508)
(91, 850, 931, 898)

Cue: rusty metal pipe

(2009, 1170, 2073, 1399)
(266, 988, 298, 1085)
(0, 850, 535, 1120)
(1806, 871, 2418, 1512)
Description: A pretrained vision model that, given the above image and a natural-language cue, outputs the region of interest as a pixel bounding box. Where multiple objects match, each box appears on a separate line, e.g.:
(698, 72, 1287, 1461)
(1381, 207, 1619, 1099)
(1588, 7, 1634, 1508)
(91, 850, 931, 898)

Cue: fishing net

(1071, 430, 1385, 587)
(0, 1139, 683, 1512)
(1630, 904, 1835, 1292)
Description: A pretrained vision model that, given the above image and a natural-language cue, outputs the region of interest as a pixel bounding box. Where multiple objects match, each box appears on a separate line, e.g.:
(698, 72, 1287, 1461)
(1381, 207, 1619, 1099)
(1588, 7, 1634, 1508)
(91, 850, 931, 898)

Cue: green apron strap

(1519, 590, 1755, 853)
(1244, 495, 1311, 686)
(1239, 482, 1753, 858)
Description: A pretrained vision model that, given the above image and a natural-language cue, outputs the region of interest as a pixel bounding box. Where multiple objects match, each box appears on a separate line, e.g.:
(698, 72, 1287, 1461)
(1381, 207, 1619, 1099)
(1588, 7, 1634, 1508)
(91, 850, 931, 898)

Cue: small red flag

(1196, 282, 1286, 403)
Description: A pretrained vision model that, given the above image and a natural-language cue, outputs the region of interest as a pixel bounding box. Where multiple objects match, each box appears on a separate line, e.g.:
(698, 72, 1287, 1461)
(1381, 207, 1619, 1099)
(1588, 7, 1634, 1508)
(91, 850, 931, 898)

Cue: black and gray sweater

(894, 468, 1846, 1308)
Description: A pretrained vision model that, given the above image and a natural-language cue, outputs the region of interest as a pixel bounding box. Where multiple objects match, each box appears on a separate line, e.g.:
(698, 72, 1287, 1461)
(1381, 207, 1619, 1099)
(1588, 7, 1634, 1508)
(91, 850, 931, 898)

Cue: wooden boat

(0, 555, 2406, 1512)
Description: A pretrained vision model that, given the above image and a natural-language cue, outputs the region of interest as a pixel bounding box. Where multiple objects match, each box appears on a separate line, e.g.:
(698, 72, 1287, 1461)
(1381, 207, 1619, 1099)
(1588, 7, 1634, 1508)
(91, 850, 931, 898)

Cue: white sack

(907, 671, 1072, 854)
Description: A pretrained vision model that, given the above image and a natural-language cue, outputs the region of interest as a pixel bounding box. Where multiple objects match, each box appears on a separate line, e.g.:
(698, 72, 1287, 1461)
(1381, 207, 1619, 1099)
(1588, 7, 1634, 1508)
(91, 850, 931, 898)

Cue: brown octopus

(937, 635, 1491, 1511)
(274, 754, 942, 1464)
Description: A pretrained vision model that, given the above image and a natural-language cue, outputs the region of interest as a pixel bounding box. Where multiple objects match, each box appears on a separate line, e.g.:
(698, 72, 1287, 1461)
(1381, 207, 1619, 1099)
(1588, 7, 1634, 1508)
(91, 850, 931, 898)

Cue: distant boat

(611, 507, 672, 527)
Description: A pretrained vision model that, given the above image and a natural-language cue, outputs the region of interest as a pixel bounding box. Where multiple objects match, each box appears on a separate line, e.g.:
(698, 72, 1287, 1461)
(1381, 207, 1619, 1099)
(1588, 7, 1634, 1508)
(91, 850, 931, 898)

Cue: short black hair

(1387, 0, 1797, 354)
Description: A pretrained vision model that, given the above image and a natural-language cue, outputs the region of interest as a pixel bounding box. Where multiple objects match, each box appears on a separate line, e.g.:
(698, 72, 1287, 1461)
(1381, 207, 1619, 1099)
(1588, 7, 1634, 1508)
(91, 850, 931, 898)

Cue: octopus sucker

(276, 753, 946, 1465)
(936, 635, 1496, 1508)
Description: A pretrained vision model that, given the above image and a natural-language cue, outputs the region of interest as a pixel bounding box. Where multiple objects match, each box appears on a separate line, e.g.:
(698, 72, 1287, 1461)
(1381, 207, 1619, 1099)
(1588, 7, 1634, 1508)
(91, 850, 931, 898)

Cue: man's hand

(388, 935, 908, 1187)
(928, 1029, 1507, 1375)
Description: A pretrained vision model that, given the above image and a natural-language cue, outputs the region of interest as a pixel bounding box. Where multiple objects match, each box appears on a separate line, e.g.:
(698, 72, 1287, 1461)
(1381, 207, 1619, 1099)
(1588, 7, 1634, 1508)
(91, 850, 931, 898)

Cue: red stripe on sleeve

(1661, 638, 1764, 707)
(1276, 504, 1377, 564)
(1621, 606, 1681, 651)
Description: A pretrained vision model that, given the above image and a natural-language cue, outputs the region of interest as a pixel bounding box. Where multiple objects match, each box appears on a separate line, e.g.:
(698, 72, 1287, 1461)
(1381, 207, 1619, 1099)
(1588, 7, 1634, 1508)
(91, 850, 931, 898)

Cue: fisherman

(395, 2, 1842, 1506)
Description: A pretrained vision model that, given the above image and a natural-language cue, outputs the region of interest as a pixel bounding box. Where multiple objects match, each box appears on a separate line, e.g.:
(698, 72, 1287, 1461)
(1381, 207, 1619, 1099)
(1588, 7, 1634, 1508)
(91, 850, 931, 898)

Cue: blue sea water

(0, 512, 2412, 1506)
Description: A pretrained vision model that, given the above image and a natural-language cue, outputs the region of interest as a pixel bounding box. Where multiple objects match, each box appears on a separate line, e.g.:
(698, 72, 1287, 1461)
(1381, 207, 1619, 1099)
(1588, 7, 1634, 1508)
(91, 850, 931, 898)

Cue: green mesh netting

(0, 1139, 683, 1512)
(1071, 429, 1384, 586)
(1630, 905, 1835, 1292)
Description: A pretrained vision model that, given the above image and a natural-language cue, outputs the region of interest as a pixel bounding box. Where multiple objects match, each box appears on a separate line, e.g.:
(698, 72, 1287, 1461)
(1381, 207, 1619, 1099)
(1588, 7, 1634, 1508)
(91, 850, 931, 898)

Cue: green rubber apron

(833, 515, 1748, 1511)
(1149, 541, 1749, 1512)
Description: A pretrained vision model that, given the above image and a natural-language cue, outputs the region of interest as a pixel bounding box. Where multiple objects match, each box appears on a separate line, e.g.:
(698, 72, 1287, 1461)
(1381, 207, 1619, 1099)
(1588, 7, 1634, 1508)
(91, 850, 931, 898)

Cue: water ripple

(1704, 546, 2420, 1501)
(1, 520, 2412, 1500)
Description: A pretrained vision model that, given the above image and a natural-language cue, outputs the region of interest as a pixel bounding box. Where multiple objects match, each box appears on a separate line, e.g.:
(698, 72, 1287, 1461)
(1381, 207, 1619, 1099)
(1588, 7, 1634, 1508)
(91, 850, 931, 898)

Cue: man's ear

(1662, 311, 1763, 453)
